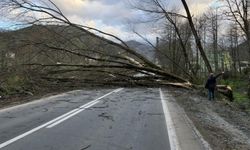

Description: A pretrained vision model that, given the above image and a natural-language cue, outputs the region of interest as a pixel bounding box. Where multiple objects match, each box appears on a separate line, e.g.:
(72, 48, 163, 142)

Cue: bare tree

(132, 0, 195, 75)
(131, 0, 213, 75)
(223, 0, 250, 59)
(156, 20, 193, 76)
(201, 8, 222, 72)
(227, 22, 241, 75)
(0, 0, 190, 86)
(194, 14, 208, 77)
(181, 0, 213, 73)
(211, 9, 219, 72)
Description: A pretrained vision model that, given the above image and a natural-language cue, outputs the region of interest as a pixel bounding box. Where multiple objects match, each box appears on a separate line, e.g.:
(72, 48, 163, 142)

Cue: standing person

(205, 72, 224, 100)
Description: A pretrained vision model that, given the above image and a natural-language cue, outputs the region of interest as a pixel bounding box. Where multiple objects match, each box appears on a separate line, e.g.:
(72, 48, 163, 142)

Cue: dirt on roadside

(0, 85, 78, 110)
(169, 88, 250, 150)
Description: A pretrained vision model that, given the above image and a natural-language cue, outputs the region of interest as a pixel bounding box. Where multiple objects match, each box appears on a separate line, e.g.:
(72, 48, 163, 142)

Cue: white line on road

(0, 88, 123, 149)
(46, 101, 99, 128)
(0, 108, 79, 149)
(160, 88, 181, 150)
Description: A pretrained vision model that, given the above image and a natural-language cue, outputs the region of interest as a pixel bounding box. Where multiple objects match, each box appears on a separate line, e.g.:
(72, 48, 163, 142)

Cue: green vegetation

(0, 73, 28, 95)
(221, 78, 250, 110)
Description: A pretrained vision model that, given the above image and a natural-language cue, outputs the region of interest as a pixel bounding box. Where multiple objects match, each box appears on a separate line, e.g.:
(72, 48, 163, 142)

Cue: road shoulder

(170, 88, 250, 150)
(160, 88, 211, 150)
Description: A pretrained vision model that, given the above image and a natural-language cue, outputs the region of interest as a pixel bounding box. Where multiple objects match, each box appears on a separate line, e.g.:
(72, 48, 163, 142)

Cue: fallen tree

(0, 0, 194, 87)
(0, 0, 234, 101)
(217, 85, 234, 101)
(196, 84, 234, 101)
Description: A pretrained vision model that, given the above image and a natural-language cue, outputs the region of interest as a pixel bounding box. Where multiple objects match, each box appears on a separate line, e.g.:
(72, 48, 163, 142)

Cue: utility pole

(156, 37, 159, 49)
(154, 37, 160, 65)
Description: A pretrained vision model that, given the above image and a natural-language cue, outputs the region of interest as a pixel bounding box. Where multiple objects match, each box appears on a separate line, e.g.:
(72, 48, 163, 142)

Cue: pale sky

(0, 0, 220, 41)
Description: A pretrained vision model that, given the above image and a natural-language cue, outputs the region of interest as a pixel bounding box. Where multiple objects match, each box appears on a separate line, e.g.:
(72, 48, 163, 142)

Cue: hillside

(0, 25, 166, 97)
(126, 40, 155, 62)
(0, 25, 158, 72)
(0, 25, 129, 67)
(0, 25, 140, 99)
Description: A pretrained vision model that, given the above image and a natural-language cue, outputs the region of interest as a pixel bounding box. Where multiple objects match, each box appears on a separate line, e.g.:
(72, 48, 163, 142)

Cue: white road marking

(159, 88, 181, 150)
(0, 108, 79, 149)
(46, 101, 99, 128)
(0, 88, 123, 149)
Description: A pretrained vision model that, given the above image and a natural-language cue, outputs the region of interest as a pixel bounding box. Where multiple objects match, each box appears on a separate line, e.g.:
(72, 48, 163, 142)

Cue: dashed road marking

(0, 88, 123, 149)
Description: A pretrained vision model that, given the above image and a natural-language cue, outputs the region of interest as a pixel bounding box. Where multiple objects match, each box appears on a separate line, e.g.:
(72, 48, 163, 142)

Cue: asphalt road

(0, 88, 172, 150)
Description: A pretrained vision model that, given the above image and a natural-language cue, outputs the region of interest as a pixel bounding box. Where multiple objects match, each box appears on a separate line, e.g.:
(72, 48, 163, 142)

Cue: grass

(0, 72, 30, 96)
(220, 78, 249, 109)
(233, 92, 248, 102)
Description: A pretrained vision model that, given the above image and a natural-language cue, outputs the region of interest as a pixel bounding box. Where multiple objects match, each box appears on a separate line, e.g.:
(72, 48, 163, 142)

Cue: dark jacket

(205, 73, 223, 90)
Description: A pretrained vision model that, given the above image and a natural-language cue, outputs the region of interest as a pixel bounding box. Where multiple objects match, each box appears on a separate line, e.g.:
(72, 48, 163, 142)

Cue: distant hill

(0, 28, 8, 33)
(0, 25, 157, 75)
(125, 40, 155, 62)
(0, 25, 132, 67)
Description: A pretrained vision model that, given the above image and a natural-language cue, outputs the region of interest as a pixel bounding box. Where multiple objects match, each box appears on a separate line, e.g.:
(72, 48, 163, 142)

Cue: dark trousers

(208, 88, 215, 100)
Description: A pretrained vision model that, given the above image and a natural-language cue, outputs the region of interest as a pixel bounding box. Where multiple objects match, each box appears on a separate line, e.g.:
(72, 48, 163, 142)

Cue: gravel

(170, 88, 250, 150)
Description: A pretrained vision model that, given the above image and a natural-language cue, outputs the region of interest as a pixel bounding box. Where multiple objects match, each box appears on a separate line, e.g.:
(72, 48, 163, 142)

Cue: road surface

(0, 88, 207, 150)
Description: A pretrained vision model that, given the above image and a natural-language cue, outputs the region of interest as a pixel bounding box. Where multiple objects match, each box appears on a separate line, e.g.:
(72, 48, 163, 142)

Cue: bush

(221, 78, 250, 109)
(0, 73, 27, 95)
(243, 67, 250, 75)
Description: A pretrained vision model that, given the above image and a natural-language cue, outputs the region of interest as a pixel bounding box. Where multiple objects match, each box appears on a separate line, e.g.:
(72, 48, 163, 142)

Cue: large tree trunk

(181, 0, 213, 73)
(217, 85, 234, 101)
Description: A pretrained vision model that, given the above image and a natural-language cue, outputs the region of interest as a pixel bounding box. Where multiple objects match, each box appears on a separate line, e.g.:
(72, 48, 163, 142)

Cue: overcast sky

(0, 0, 219, 42)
